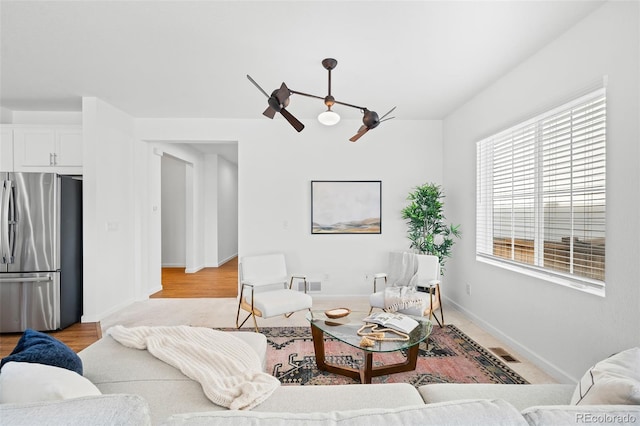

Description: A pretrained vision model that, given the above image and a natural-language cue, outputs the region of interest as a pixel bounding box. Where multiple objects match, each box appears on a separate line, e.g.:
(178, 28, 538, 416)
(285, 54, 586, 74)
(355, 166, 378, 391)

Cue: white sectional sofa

(1, 331, 638, 425)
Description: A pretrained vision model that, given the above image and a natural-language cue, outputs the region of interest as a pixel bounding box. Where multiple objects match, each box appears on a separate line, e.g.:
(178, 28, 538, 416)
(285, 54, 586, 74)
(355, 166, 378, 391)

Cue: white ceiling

(1, 0, 604, 124)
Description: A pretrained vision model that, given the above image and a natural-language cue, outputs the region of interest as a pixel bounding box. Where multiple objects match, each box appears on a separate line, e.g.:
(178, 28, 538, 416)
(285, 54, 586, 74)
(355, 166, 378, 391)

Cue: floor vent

(298, 281, 321, 292)
(489, 347, 520, 363)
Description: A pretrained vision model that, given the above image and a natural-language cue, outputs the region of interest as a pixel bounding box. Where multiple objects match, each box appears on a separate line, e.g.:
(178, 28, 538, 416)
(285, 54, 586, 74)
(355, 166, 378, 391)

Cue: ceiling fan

(246, 76, 304, 132)
(247, 58, 395, 142)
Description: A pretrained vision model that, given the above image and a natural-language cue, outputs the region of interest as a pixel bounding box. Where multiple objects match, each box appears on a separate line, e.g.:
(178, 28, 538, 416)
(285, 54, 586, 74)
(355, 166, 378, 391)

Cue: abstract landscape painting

(311, 181, 381, 234)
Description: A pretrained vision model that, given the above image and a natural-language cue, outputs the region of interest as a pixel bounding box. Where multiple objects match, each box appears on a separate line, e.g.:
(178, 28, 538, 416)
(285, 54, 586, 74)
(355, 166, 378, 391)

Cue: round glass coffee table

(305, 310, 433, 383)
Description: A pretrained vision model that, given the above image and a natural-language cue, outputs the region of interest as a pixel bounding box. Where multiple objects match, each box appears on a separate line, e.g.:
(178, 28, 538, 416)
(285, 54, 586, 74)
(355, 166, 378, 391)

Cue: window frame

(476, 88, 606, 297)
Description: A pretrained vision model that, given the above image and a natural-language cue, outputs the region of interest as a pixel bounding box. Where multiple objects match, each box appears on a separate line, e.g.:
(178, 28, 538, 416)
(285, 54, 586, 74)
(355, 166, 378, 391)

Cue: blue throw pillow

(0, 329, 82, 375)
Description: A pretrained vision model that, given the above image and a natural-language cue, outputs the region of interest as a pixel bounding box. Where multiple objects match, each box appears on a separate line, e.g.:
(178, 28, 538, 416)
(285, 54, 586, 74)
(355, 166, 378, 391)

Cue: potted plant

(401, 183, 461, 274)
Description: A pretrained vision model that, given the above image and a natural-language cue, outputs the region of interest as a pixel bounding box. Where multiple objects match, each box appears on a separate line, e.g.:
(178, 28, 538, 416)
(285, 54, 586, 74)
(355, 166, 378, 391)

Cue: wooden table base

(310, 324, 420, 384)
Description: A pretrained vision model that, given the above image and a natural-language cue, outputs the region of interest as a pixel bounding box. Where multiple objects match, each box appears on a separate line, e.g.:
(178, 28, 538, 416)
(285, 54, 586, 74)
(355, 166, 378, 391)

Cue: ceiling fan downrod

(322, 58, 338, 111)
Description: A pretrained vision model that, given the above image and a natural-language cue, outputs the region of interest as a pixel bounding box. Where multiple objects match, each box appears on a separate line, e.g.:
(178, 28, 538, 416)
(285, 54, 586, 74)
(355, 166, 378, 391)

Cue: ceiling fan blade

(279, 108, 305, 132)
(275, 82, 292, 107)
(263, 106, 277, 119)
(379, 106, 397, 121)
(246, 75, 270, 98)
(349, 125, 369, 142)
(379, 116, 396, 124)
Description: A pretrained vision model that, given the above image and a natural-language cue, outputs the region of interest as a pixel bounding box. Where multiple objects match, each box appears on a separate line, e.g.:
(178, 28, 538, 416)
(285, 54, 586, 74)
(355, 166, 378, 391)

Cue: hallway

(152, 257, 239, 298)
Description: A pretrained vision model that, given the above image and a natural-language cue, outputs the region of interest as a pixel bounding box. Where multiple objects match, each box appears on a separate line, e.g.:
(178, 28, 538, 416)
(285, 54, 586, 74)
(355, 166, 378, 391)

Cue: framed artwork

(311, 180, 382, 234)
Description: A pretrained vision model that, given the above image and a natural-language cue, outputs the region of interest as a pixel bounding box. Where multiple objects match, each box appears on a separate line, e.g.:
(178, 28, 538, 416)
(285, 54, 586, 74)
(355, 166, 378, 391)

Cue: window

(476, 88, 606, 293)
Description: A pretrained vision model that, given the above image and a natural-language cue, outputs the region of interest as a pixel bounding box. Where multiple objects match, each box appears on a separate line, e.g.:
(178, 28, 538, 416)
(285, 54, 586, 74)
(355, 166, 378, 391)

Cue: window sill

(476, 255, 605, 298)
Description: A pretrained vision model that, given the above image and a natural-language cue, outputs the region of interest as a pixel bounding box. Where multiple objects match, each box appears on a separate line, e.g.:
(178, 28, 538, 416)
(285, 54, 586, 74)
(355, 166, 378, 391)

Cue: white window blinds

(476, 88, 606, 289)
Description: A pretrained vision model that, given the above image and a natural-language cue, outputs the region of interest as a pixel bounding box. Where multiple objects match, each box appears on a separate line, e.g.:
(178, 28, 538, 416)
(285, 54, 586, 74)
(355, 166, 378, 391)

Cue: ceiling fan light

(318, 110, 340, 126)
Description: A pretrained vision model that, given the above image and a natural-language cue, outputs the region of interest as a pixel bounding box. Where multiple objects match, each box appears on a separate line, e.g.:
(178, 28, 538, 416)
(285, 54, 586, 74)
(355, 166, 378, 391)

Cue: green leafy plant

(401, 183, 461, 274)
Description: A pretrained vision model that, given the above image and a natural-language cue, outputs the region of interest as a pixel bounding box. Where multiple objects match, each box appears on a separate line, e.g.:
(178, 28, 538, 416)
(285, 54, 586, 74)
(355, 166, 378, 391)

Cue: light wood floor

(152, 257, 238, 298)
(0, 257, 239, 358)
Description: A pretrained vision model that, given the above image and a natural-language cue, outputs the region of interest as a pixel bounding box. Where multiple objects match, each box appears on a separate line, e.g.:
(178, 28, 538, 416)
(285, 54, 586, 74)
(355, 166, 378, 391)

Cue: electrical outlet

(466, 283, 471, 295)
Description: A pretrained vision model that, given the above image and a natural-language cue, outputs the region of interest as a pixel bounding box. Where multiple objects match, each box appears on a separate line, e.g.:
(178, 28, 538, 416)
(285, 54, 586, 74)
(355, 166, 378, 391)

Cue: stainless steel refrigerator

(0, 172, 82, 332)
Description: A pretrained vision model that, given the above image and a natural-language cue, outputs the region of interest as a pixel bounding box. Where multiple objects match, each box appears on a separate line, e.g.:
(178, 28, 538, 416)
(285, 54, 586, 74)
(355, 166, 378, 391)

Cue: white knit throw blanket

(384, 252, 423, 312)
(384, 286, 423, 312)
(107, 325, 280, 410)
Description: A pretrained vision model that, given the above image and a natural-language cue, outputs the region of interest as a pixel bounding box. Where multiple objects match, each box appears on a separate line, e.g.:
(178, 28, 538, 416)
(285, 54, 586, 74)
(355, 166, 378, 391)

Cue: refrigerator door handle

(1, 180, 10, 264)
(0, 276, 53, 283)
(7, 180, 15, 263)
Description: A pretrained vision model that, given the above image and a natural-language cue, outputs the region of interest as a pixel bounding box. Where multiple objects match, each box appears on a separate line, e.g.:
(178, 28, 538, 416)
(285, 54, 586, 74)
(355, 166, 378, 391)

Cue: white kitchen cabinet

(53, 128, 83, 167)
(0, 127, 13, 171)
(12, 126, 82, 174)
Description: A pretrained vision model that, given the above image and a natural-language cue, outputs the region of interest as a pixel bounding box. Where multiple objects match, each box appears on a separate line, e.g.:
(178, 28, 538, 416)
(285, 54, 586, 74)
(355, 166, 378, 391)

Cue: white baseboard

(185, 265, 204, 273)
(445, 296, 576, 384)
(217, 253, 237, 266)
(147, 283, 162, 296)
(81, 297, 139, 324)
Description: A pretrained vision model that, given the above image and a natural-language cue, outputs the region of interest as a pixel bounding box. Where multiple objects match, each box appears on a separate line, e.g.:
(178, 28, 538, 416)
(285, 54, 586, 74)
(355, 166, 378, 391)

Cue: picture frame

(311, 180, 382, 234)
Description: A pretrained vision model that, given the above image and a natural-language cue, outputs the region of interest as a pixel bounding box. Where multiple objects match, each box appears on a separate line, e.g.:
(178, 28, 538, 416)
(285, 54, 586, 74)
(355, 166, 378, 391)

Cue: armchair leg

(428, 286, 443, 328)
(236, 308, 260, 333)
(251, 313, 259, 333)
(436, 283, 445, 326)
(236, 284, 261, 332)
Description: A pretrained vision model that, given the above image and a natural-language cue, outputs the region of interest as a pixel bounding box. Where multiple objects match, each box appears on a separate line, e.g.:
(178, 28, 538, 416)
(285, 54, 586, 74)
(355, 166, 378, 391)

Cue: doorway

(155, 142, 239, 296)
(161, 154, 187, 268)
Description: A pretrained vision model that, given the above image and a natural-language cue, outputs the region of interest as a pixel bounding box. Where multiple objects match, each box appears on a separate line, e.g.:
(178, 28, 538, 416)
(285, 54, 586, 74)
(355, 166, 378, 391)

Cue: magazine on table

(363, 312, 419, 333)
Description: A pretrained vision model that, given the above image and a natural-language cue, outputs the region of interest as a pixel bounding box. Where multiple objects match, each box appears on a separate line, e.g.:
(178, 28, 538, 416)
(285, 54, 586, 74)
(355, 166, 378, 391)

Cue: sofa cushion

(0, 328, 83, 374)
(571, 347, 640, 405)
(79, 332, 267, 385)
(79, 332, 268, 424)
(418, 383, 575, 410)
(522, 404, 640, 426)
(0, 361, 101, 404)
(0, 394, 152, 426)
(256, 383, 424, 412)
(162, 399, 528, 426)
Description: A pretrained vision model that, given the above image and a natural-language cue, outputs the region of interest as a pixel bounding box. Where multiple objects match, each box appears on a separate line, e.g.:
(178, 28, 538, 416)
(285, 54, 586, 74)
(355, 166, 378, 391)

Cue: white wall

(82, 97, 142, 321)
(442, 1, 640, 382)
(10, 111, 82, 125)
(0, 107, 12, 123)
(203, 152, 239, 267)
(216, 155, 238, 264)
(161, 154, 187, 267)
(203, 154, 219, 266)
(147, 144, 238, 275)
(147, 142, 206, 277)
(136, 118, 442, 295)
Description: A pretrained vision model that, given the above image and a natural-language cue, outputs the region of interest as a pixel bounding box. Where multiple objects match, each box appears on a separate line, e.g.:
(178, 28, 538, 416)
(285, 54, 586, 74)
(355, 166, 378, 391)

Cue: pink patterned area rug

(248, 325, 528, 387)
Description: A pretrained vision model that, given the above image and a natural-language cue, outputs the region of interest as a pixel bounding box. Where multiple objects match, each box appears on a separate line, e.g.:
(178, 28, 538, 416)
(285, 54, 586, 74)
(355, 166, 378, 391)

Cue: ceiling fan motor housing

(268, 88, 290, 111)
(363, 109, 380, 129)
(324, 95, 336, 109)
(322, 58, 338, 70)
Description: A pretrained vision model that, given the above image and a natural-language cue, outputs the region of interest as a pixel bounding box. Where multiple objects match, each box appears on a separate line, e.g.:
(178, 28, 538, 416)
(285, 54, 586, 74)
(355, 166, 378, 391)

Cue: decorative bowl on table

(324, 308, 351, 319)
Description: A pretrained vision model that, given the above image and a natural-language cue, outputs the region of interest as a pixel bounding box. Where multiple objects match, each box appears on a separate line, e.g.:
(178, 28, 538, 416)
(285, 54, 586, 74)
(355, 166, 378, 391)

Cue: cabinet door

(13, 128, 56, 168)
(0, 128, 13, 171)
(55, 128, 82, 167)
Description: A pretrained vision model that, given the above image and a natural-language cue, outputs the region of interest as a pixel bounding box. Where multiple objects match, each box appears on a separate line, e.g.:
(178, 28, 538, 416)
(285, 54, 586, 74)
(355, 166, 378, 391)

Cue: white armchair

(369, 252, 444, 326)
(236, 253, 313, 332)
